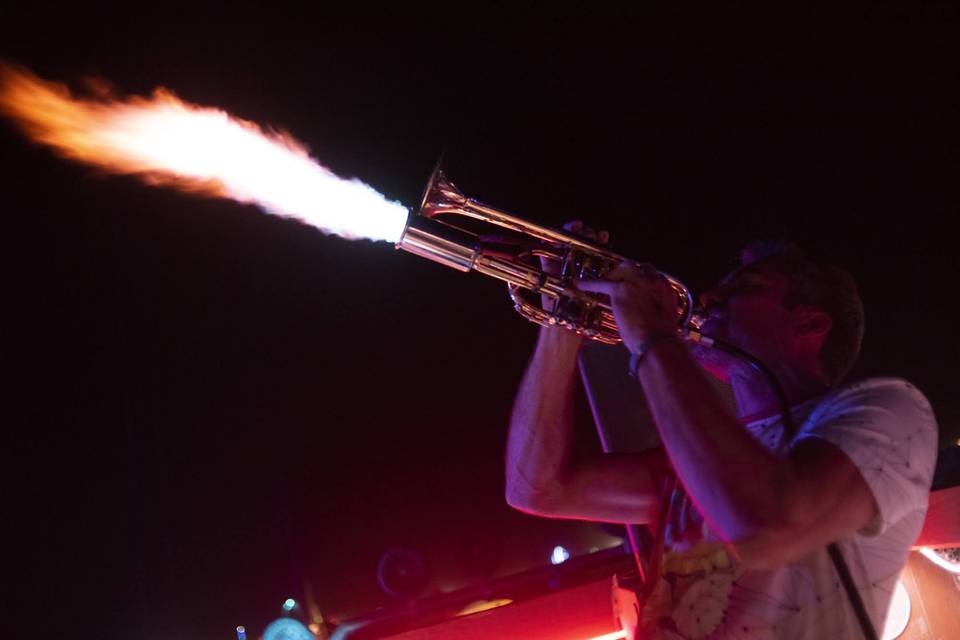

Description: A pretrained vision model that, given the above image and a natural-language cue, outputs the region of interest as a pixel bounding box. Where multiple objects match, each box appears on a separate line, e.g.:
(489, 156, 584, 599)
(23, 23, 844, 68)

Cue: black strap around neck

(827, 542, 879, 640)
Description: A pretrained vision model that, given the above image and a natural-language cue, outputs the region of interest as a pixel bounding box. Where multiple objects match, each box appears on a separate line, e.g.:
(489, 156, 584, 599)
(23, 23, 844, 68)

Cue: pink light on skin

(0, 63, 409, 242)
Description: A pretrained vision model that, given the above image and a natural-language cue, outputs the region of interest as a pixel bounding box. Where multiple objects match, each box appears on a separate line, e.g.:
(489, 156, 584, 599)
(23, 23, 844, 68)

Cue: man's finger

(561, 219, 610, 243)
(606, 261, 658, 283)
(604, 263, 634, 282)
(574, 279, 619, 296)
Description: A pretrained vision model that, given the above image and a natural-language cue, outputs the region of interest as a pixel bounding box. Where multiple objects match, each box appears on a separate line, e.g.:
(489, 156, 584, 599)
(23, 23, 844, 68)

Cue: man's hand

(539, 220, 609, 304)
(541, 220, 610, 273)
(534, 220, 609, 349)
(576, 261, 679, 353)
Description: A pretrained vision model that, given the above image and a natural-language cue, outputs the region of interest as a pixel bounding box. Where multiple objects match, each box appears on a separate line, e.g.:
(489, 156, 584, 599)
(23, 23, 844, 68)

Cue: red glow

(583, 631, 628, 640)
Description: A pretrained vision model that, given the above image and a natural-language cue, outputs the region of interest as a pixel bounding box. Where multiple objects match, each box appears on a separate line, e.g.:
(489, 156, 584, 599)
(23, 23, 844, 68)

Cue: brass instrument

(396, 165, 701, 345)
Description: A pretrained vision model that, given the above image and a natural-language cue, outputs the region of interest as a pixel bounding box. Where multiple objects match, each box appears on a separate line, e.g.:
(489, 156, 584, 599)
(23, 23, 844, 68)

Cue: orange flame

(0, 63, 408, 241)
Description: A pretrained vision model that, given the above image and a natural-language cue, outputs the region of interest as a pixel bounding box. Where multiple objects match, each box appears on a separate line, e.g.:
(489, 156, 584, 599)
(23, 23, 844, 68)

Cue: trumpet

(396, 164, 702, 345)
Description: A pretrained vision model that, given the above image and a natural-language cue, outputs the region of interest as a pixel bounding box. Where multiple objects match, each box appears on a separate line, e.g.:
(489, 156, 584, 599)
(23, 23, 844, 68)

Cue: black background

(2, 7, 957, 639)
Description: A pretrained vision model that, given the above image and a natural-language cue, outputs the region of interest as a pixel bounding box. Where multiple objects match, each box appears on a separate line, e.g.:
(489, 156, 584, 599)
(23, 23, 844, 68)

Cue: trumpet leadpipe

(395, 215, 478, 272)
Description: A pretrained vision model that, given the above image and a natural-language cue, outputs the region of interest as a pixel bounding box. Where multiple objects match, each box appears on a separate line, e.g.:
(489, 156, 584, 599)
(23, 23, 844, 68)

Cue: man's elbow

(505, 490, 539, 515)
(505, 487, 546, 515)
(505, 482, 565, 517)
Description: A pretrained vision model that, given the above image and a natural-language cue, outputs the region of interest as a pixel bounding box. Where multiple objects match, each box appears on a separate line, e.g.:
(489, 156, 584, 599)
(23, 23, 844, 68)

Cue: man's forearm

(504, 327, 583, 510)
(635, 341, 789, 541)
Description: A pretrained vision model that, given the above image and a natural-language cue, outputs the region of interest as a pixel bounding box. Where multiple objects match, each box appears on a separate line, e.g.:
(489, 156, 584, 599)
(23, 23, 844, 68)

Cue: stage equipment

(396, 165, 703, 345)
(331, 546, 640, 639)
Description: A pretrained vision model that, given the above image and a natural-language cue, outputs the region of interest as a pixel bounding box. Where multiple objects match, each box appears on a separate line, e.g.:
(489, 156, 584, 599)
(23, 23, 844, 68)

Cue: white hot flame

(0, 63, 409, 242)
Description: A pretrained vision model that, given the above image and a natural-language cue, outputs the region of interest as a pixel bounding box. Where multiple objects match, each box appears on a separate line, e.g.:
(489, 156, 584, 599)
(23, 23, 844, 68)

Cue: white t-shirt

(637, 377, 938, 639)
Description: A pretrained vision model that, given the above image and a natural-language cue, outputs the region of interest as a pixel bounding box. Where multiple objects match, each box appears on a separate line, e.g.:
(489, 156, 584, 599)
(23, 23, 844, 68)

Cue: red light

(583, 631, 628, 640)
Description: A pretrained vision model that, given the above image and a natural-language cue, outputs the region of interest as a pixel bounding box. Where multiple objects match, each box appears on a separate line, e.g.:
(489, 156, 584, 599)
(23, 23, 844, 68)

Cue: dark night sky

(2, 8, 957, 640)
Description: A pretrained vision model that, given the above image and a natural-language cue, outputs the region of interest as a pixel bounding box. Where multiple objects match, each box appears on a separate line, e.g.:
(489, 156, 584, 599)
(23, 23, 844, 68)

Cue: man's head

(698, 241, 864, 387)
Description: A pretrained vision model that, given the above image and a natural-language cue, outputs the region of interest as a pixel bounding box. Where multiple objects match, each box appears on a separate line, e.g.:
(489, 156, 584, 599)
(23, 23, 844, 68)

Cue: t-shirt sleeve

(790, 378, 938, 536)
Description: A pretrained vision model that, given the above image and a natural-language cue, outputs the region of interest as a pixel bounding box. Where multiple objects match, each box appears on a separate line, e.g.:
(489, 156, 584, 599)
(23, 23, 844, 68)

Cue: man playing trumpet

(505, 225, 937, 639)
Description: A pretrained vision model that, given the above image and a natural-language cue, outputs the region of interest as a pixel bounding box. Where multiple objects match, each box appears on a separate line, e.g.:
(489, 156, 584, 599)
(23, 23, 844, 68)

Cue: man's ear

(795, 309, 832, 338)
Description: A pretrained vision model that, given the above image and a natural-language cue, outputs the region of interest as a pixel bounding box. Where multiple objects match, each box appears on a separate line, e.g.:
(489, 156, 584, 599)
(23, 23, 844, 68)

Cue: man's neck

(729, 365, 830, 422)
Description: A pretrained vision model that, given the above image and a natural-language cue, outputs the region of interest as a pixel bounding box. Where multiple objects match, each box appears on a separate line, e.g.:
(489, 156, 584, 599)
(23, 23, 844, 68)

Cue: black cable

(828, 543, 880, 640)
(707, 337, 797, 436)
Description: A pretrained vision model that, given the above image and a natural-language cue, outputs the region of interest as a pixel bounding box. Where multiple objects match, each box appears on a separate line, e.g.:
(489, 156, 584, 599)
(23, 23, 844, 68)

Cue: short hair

(739, 240, 865, 386)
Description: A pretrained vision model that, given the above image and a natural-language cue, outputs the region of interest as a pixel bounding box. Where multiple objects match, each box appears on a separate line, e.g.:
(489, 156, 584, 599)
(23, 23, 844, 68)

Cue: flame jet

(0, 63, 408, 242)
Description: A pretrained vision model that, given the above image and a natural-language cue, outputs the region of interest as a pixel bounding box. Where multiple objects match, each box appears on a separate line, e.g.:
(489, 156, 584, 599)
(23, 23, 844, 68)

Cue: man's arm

(575, 264, 879, 568)
(505, 327, 665, 524)
(635, 342, 878, 568)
